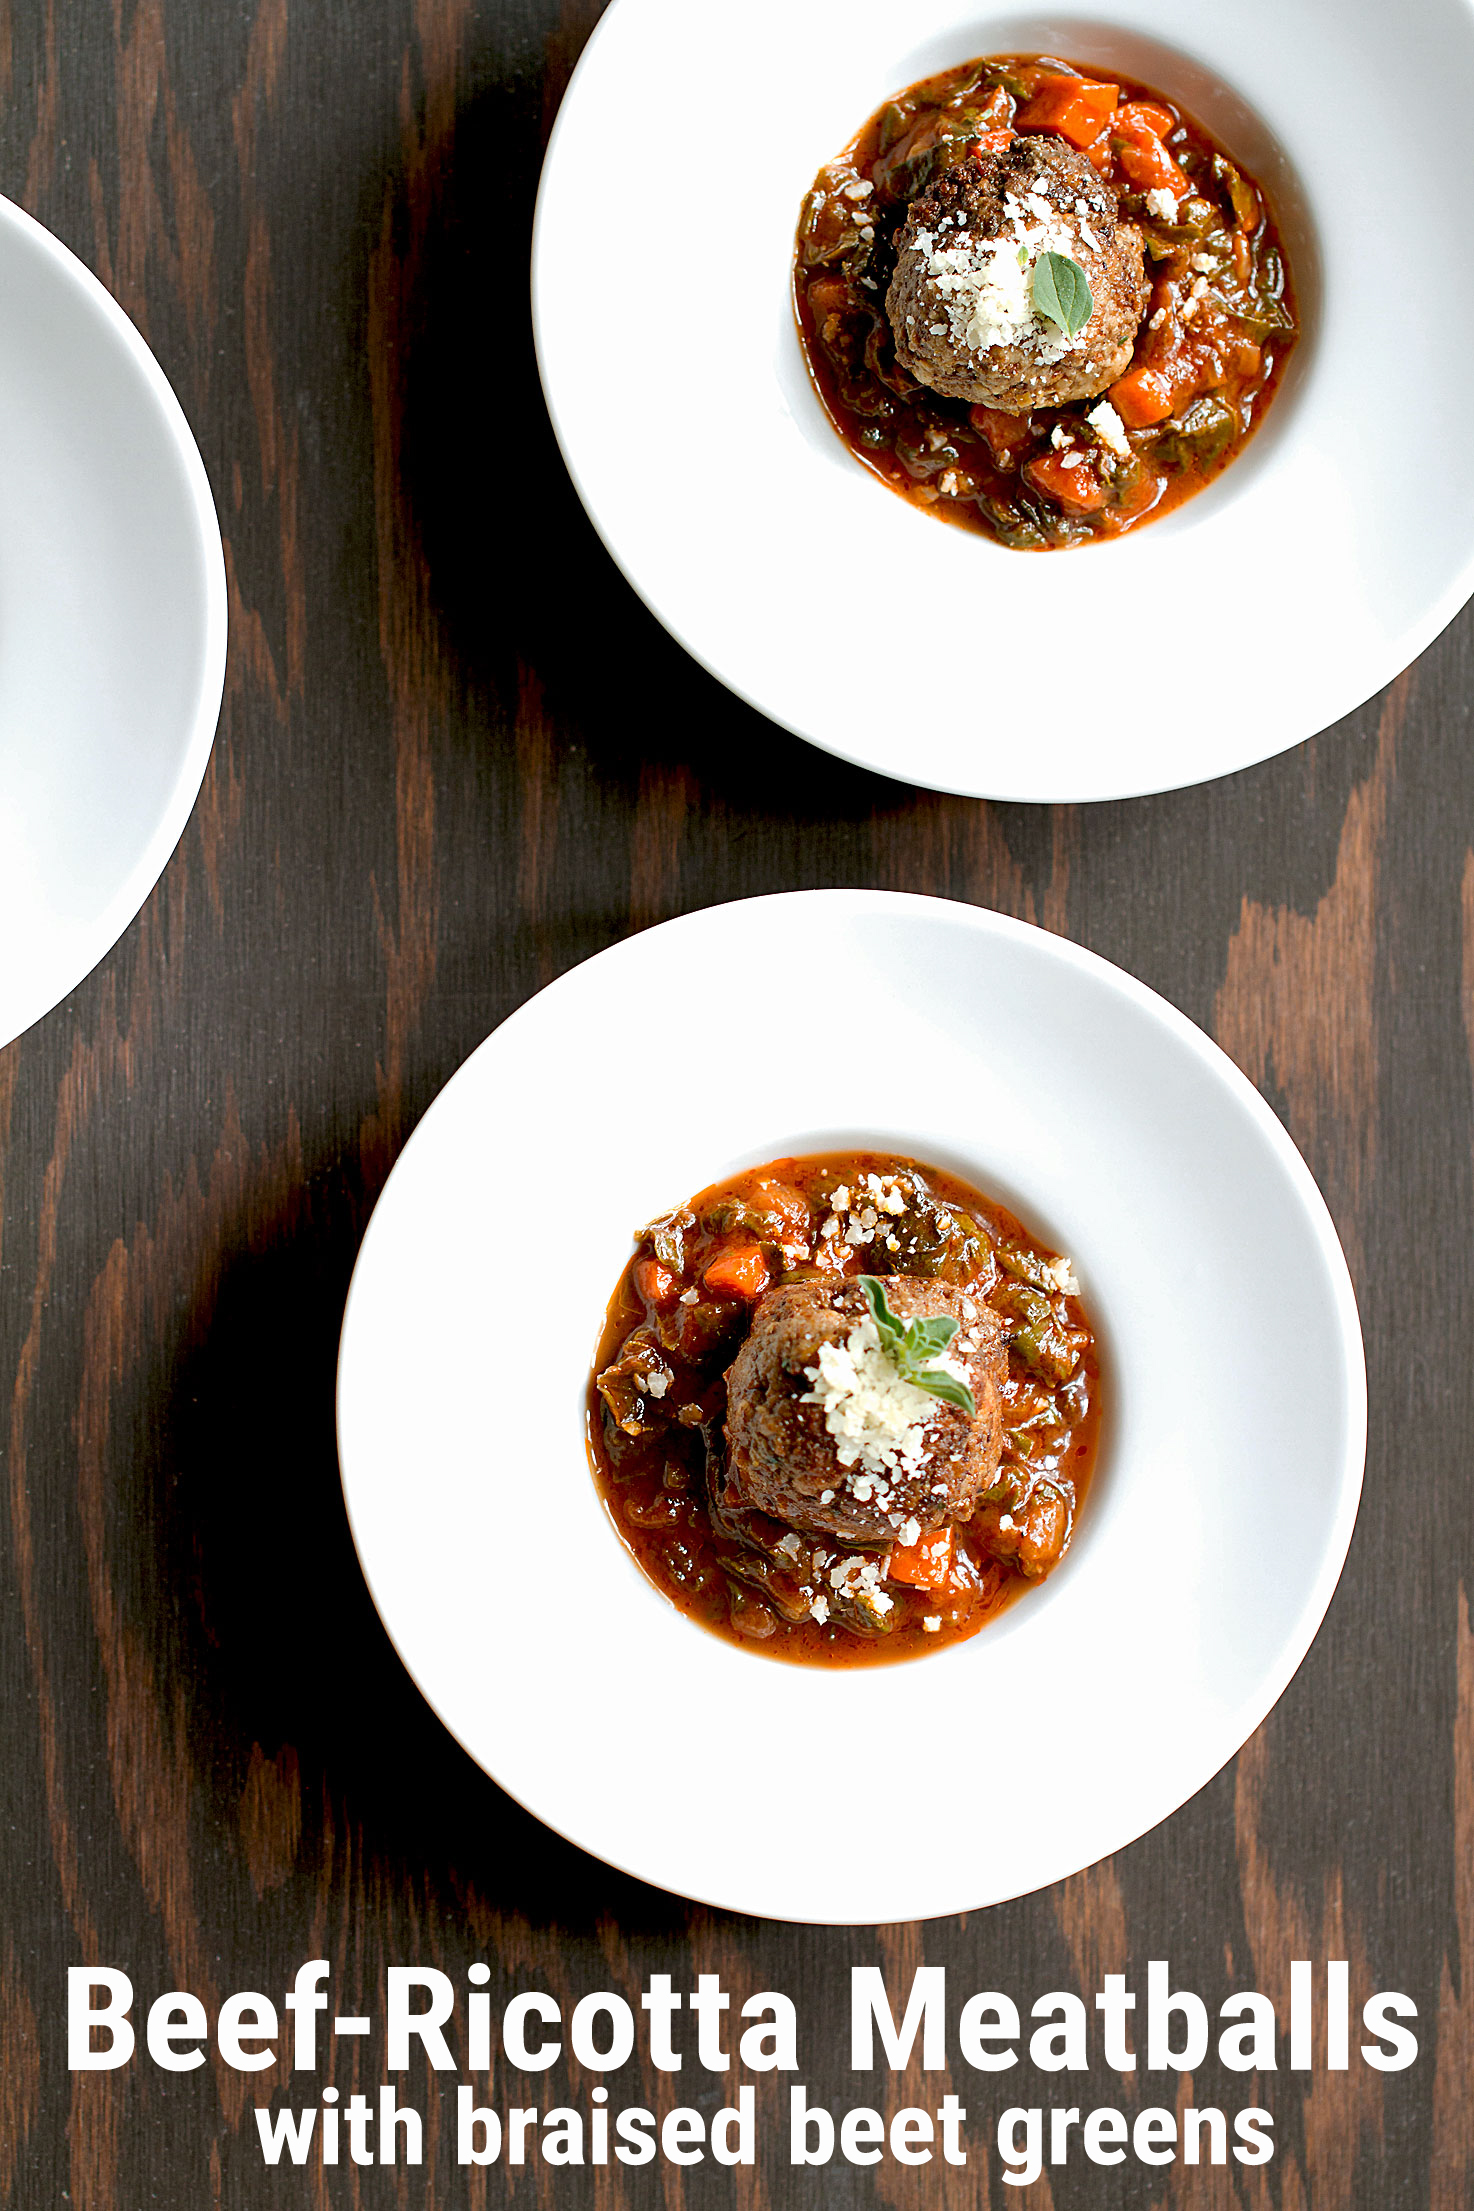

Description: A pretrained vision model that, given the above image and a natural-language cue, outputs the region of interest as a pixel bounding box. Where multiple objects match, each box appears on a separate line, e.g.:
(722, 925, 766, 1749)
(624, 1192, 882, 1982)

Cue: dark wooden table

(2, 4, 1470, 2204)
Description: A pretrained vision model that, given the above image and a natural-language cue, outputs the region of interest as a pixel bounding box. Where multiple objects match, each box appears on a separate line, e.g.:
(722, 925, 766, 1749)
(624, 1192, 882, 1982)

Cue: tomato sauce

(588, 1153, 1103, 1667)
(794, 55, 1297, 549)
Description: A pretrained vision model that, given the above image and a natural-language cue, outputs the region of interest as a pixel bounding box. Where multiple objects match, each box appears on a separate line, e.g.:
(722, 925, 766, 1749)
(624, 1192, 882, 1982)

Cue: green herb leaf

(859, 1274, 906, 1354)
(1032, 251, 1093, 337)
(857, 1278, 977, 1418)
(915, 1370, 978, 1415)
(904, 1314, 960, 1363)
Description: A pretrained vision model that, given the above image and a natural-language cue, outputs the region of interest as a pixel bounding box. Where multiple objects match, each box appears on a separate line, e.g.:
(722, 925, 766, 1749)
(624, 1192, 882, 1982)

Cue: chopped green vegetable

(858, 1277, 978, 1417)
(992, 1282, 1082, 1385)
(1032, 251, 1093, 337)
(1212, 152, 1258, 230)
(1154, 395, 1238, 468)
(996, 1238, 1059, 1291)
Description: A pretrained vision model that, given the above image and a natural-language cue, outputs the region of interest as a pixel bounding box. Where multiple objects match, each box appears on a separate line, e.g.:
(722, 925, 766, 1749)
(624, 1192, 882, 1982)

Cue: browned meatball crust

(885, 136, 1150, 411)
(722, 1276, 1005, 1546)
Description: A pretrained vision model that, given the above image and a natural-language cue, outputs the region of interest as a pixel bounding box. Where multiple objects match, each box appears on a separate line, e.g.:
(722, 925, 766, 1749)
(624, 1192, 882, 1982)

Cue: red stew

(795, 55, 1297, 550)
(588, 1153, 1102, 1667)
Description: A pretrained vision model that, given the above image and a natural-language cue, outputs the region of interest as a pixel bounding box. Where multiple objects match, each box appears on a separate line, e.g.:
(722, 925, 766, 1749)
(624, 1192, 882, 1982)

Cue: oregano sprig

(859, 1277, 977, 1417)
(1032, 250, 1093, 337)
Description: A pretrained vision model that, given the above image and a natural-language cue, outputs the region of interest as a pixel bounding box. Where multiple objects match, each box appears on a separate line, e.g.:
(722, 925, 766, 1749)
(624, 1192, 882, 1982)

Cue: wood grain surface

(1, 3, 1470, 2204)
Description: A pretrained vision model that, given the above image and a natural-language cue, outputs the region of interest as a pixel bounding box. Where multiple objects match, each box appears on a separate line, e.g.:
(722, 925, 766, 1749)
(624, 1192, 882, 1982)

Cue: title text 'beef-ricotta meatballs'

(722, 1276, 1006, 1548)
(886, 135, 1150, 411)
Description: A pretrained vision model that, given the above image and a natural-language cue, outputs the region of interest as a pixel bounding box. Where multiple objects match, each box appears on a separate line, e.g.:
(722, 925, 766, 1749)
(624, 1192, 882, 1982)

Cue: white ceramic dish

(0, 195, 226, 1050)
(533, 0, 1474, 802)
(337, 891, 1365, 1923)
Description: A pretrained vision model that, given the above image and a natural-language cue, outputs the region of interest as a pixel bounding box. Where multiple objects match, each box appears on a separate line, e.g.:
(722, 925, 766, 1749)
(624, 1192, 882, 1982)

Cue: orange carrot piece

(1108, 365, 1174, 427)
(888, 1526, 955, 1588)
(1111, 111, 1188, 195)
(1016, 74, 1119, 149)
(969, 403, 1032, 463)
(1119, 98, 1177, 137)
(807, 277, 850, 318)
(1024, 452, 1109, 514)
(633, 1258, 678, 1306)
(703, 1244, 770, 1301)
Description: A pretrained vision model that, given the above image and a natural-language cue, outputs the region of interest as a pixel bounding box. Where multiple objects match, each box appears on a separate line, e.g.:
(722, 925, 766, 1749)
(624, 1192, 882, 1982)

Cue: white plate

(337, 892, 1365, 1923)
(0, 195, 226, 1049)
(533, 0, 1474, 802)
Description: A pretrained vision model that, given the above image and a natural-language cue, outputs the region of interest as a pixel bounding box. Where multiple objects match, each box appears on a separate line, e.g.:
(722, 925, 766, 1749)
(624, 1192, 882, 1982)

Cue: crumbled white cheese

(801, 1314, 969, 1481)
(828, 1555, 894, 1616)
(644, 1371, 669, 1399)
(1087, 400, 1130, 458)
(922, 1616, 942, 1634)
(896, 1516, 922, 1549)
(1144, 186, 1179, 220)
(902, 187, 1092, 368)
(809, 1594, 831, 1624)
(679, 1287, 699, 1304)
(1047, 1255, 1081, 1296)
(832, 1185, 851, 1212)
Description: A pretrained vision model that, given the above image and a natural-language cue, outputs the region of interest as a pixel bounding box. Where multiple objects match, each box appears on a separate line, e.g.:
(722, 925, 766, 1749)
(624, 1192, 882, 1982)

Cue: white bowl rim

(0, 191, 227, 1050)
(531, 0, 1474, 803)
(336, 889, 1368, 1923)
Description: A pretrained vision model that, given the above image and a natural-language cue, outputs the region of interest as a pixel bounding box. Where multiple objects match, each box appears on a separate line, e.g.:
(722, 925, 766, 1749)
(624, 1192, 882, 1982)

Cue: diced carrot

(1120, 98, 1177, 137)
(703, 1244, 770, 1301)
(748, 1180, 811, 1236)
(1115, 137, 1187, 194)
(968, 403, 1032, 464)
(1098, 467, 1164, 534)
(1231, 233, 1251, 283)
(1111, 109, 1188, 195)
(888, 1526, 955, 1588)
(1016, 74, 1118, 149)
(1108, 365, 1174, 427)
(633, 1258, 678, 1306)
(808, 277, 850, 318)
(1023, 452, 1109, 514)
(1165, 343, 1211, 408)
(966, 128, 1014, 154)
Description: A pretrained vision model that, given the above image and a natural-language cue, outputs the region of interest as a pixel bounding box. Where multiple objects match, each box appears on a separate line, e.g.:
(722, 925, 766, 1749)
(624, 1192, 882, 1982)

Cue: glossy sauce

(794, 54, 1297, 549)
(588, 1153, 1102, 1667)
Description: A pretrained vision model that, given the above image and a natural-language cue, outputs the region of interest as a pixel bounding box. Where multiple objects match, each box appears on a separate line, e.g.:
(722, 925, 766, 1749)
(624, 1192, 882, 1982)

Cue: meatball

(721, 1277, 1005, 1547)
(885, 136, 1150, 411)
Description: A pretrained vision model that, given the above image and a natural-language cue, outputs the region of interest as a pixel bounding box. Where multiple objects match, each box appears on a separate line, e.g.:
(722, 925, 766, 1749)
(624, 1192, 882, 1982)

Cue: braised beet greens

(795, 53, 1297, 550)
